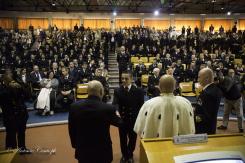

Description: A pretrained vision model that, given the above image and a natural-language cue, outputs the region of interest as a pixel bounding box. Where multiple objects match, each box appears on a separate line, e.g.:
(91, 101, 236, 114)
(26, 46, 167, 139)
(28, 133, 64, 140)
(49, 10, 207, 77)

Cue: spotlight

(154, 10, 159, 16)
(227, 11, 231, 15)
(52, 3, 56, 6)
(113, 11, 117, 16)
(221, 7, 224, 10)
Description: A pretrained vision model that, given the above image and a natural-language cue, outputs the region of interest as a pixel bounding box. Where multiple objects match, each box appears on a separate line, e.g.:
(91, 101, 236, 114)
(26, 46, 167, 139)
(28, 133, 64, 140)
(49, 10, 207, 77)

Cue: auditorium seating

(76, 84, 88, 99)
(179, 81, 196, 97)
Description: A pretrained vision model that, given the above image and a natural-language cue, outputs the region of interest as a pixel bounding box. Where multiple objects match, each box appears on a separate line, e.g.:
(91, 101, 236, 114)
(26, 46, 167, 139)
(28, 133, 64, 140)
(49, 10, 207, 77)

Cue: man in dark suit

(69, 80, 122, 163)
(148, 68, 161, 97)
(113, 71, 144, 163)
(117, 46, 130, 84)
(29, 65, 45, 89)
(78, 62, 92, 83)
(195, 68, 222, 134)
(56, 67, 75, 110)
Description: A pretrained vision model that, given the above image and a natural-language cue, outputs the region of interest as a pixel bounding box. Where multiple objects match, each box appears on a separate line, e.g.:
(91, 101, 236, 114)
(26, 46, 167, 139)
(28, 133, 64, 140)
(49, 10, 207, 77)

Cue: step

(108, 75, 119, 79)
(108, 77, 119, 81)
(108, 71, 119, 74)
(108, 81, 119, 84)
(108, 65, 118, 68)
(109, 84, 119, 89)
(108, 56, 117, 59)
(108, 67, 119, 71)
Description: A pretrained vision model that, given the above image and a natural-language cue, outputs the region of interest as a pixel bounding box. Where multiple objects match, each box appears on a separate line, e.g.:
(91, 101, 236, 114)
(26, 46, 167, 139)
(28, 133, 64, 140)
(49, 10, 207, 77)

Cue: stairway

(107, 52, 119, 100)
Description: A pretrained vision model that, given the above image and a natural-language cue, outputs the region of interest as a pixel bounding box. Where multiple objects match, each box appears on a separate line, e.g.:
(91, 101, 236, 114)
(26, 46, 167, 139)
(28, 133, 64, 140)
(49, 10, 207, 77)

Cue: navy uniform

(113, 85, 144, 161)
(0, 80, 29, 150)
(56, 75, 75, 110)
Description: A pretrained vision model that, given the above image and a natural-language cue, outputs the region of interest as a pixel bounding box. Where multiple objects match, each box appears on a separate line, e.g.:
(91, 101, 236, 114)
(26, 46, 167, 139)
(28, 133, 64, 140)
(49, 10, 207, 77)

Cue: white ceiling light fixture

(227, 11, 231, 16)
(113, 11, 117, 16)
(154, 10, 159, 16)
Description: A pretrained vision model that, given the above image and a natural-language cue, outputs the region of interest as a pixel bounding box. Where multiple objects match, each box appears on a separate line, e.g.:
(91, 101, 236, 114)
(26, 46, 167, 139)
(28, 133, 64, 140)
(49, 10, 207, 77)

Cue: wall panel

(239, 19, 245, 30)
(52, 19, 80, 30)
(144, 19, 170, 30)
(0, 18, 14, 29)
(204, 19, 233, 31)
(18, 18, 49, 29)
(84, 19, 110, 29)
(115, 19, 141, 28)
(174, 20, 201, 31)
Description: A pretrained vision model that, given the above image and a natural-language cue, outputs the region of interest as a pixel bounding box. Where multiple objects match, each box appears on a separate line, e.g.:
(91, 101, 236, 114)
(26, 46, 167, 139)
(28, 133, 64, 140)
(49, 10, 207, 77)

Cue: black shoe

(120, 157, 127, 163)
(217, 125, 227, 130)
(239, 129, 244, 133)
(128, 158, 134, 163)
(18, 148, 32, 155)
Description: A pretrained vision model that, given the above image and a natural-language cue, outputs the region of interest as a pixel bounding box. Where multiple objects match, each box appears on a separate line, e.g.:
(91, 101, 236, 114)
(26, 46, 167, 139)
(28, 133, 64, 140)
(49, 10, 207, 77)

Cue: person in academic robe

(134, 75, 195, 138)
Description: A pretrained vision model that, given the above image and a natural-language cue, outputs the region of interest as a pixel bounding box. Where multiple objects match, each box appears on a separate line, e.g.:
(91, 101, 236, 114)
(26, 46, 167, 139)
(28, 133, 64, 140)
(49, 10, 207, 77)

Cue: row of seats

(140, 74, 202, 97)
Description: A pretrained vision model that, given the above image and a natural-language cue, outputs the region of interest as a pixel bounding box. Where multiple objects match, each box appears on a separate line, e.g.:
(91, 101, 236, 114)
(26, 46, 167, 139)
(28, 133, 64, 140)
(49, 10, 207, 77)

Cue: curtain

(0, 18, 14, 29)
(84, 19, 110, 29)
(204, 19, 233, 31)
(239, 19, 245, 30)
(115, 19, 141, 29)
(174, 20, 201, 31)
(18, 18, 49, 29)
(52, 19, 80, 30)
(144, 19, 170, 30)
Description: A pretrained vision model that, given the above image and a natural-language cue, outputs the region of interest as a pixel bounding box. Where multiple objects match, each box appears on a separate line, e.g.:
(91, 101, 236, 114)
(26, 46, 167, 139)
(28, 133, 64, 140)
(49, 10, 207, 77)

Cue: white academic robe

(134, 93, 195, 138)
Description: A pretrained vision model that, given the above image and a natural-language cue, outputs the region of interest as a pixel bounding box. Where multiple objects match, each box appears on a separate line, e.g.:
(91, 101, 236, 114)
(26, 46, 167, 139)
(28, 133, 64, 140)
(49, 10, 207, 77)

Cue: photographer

(217, 69, 244, 133)
(0, 69, 31, 152)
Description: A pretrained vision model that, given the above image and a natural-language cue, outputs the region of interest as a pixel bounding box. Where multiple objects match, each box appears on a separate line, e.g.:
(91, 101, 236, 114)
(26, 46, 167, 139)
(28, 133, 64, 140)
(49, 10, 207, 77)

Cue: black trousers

(4, 112, 28, 149)
(56, 93, 74, 110)
(119, 121, 137, 159)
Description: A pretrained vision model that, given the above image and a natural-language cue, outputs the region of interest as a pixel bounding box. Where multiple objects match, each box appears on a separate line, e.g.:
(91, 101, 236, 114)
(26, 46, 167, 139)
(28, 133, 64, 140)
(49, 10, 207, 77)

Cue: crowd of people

(0, 23, 245, 163)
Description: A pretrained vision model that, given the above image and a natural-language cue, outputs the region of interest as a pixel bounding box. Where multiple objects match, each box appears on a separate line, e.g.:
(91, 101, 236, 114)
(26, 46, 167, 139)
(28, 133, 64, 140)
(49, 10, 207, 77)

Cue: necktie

(125, 86, 129, 92)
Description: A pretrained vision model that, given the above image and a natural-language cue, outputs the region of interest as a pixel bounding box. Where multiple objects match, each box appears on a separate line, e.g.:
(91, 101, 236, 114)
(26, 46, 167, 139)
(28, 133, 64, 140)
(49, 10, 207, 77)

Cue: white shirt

(203, 82, 213, 91)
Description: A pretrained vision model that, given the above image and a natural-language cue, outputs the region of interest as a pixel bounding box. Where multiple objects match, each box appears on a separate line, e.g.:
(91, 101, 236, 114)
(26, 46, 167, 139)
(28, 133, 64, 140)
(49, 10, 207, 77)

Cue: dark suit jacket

(195, 83, 222, 134)
(29, 71, 45, 89)
(147, 75, 160, 97)
(113, 85, 144, 126)
(68, 96, 122, 162)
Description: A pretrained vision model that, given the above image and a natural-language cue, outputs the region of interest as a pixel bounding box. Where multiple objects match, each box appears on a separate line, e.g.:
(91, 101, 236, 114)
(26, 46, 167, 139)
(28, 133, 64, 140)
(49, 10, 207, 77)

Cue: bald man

(195, 68, 222, 134)
(68, 80, 122, 163)
(134, 75, 195, 138)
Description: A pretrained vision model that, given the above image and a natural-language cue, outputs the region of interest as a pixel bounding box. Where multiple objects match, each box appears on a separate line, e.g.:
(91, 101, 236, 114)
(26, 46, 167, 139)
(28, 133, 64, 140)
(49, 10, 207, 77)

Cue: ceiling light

(113, 11, 117, 16)
(221, 7, 224, 10)
(154, 10, 159, 16)
(227, 11, 231, 15)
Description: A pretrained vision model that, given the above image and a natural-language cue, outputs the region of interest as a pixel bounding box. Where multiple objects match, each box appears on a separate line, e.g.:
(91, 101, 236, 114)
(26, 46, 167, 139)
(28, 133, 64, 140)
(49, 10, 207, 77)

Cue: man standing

(117, 46, 130, 84)
(195, 68, 222, 134)
(217, 69, 244, 133)
(134, 75, 195, 138)
(113, 71, 144, 163)
(68, 80, 122, 163)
